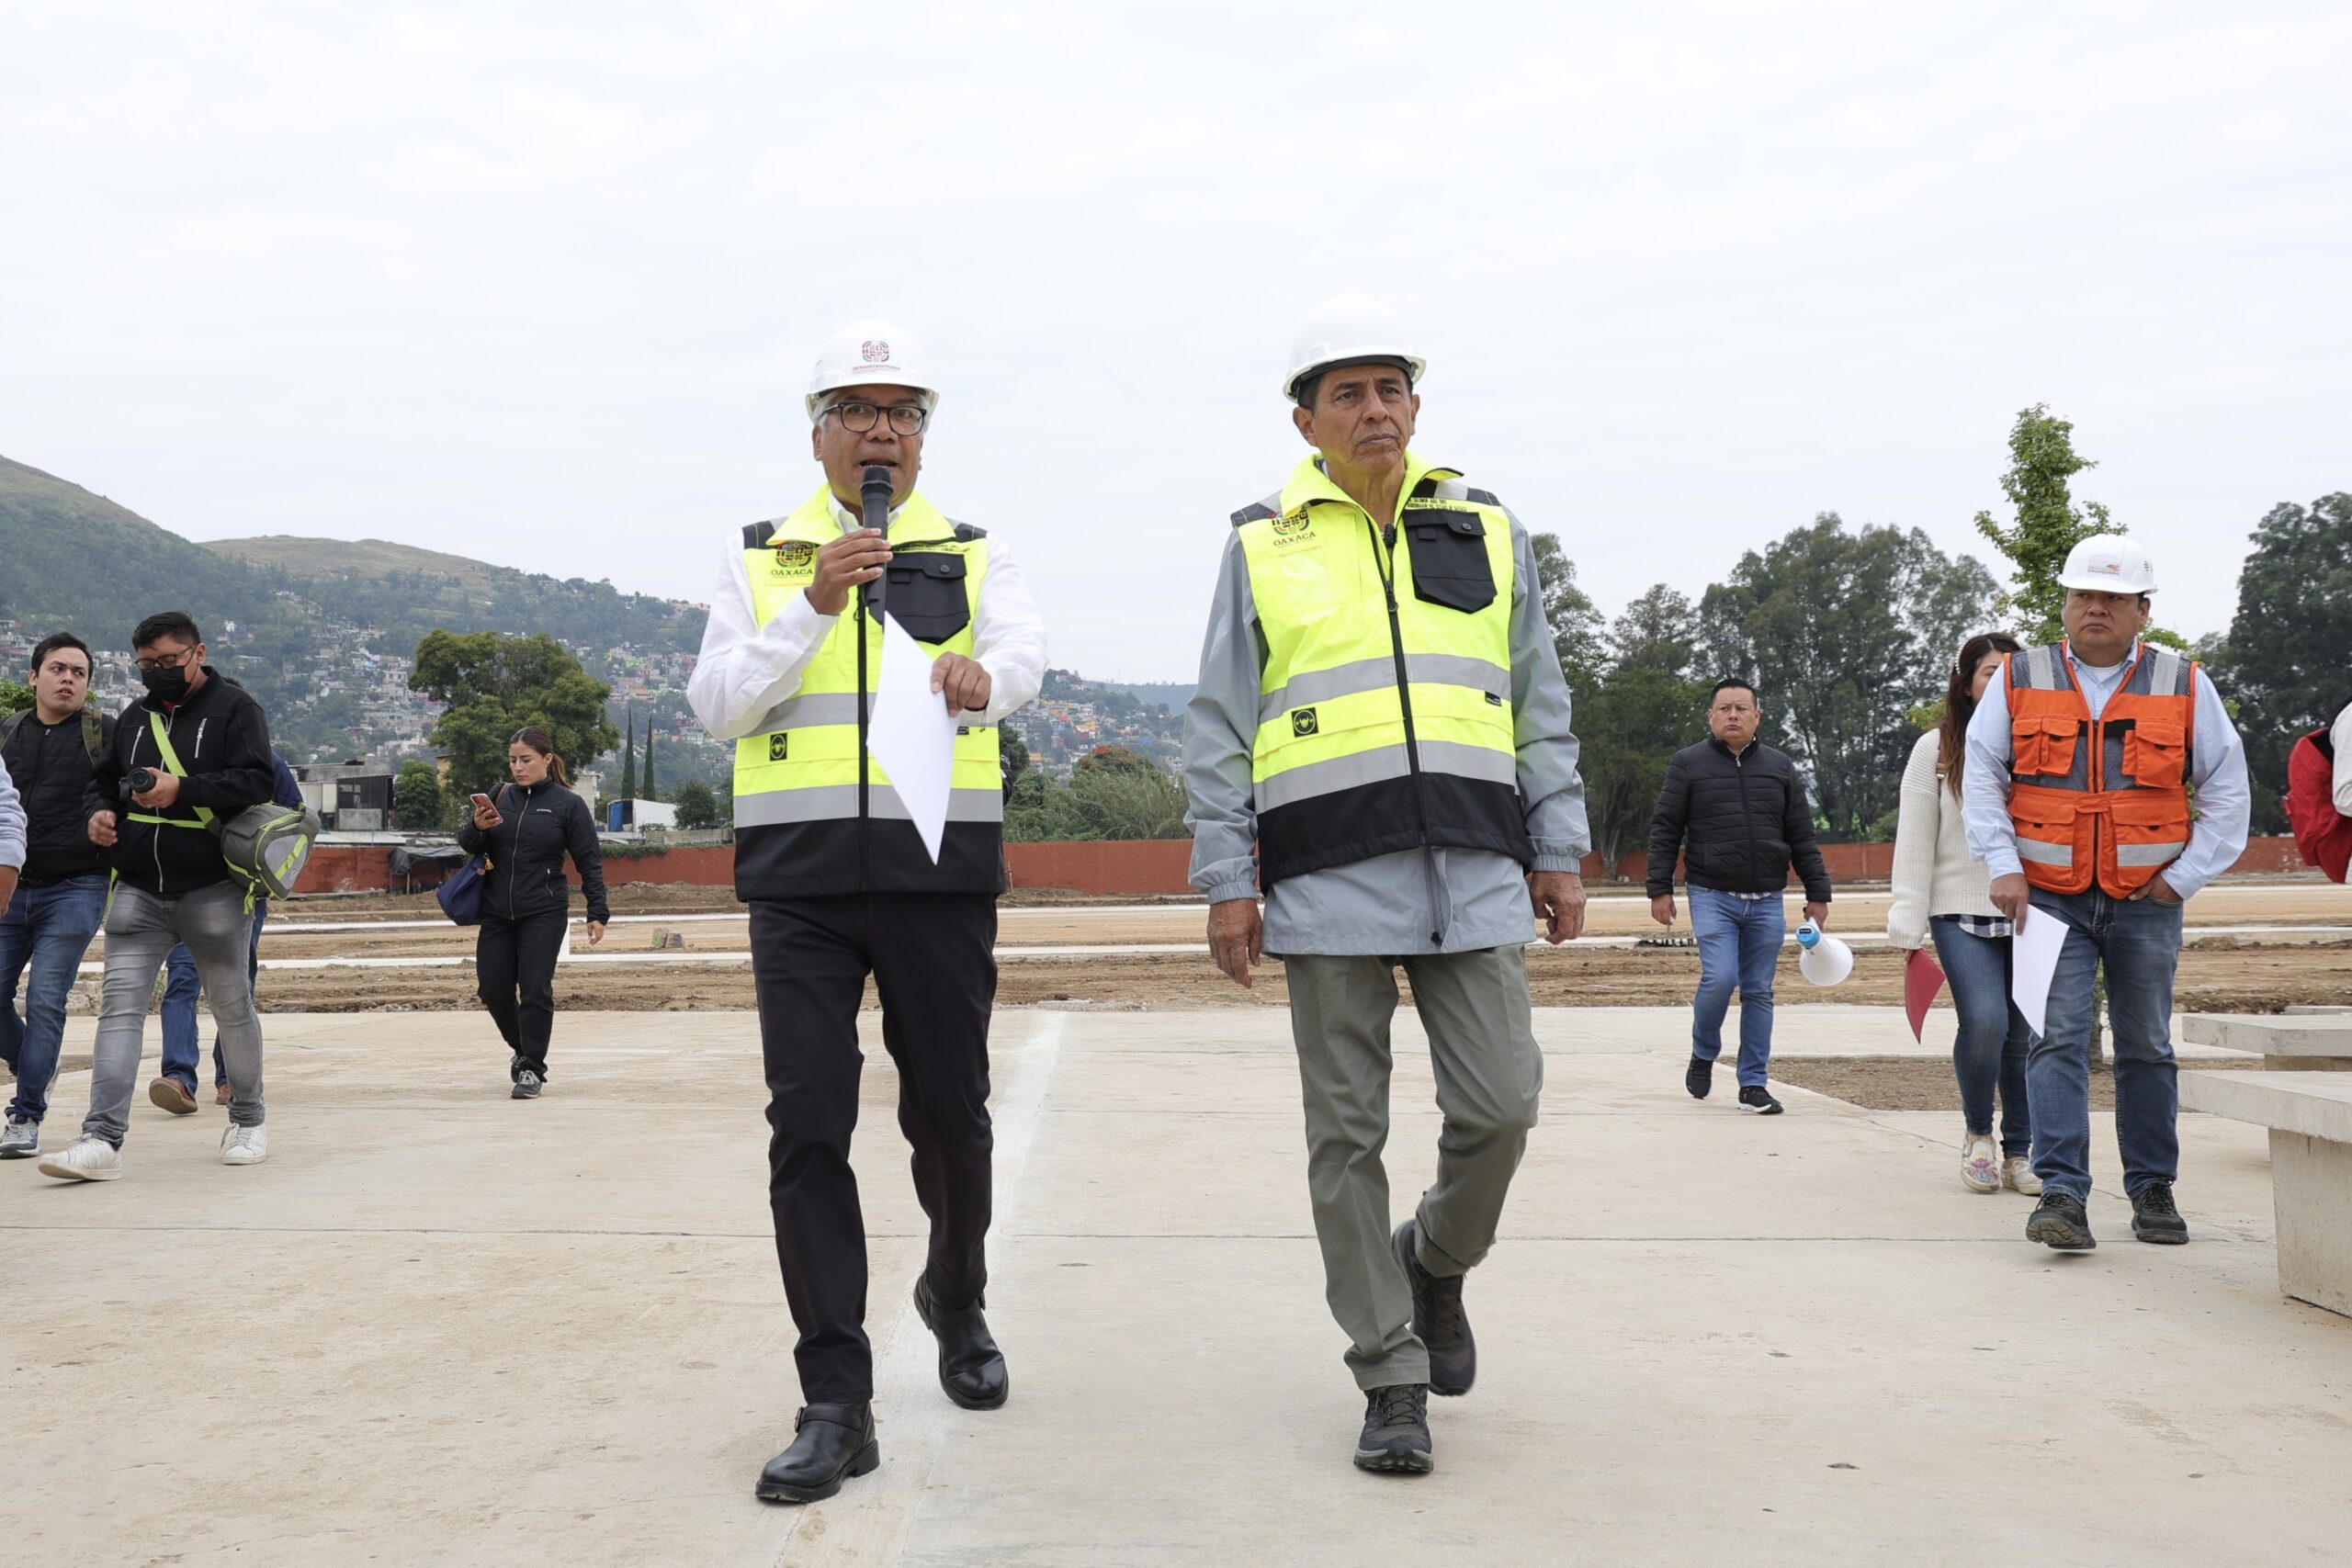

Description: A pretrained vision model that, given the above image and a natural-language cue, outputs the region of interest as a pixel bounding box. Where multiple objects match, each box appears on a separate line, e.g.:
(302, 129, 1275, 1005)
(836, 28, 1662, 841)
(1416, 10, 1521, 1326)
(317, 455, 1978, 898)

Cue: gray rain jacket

(1182, 471, 1589, 956)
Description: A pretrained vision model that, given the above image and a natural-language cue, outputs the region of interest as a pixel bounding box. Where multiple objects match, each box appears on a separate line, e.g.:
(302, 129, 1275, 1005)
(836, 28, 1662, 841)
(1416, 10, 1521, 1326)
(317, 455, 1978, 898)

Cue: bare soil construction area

(188, 879, 2352, 1015)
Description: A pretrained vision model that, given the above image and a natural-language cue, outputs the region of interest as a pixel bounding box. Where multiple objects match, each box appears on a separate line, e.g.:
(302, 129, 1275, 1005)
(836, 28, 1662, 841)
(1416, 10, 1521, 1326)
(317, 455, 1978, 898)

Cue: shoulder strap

(0, 711, 17, 747)
(138, 711, 217, 829)
(82, 706, 106, 764)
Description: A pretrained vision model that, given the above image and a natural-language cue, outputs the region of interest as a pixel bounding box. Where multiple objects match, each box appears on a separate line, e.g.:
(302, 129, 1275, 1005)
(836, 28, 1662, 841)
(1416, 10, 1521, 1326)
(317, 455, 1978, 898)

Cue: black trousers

(477, 908, 568, 1077)
(751, 893, 998, 1404)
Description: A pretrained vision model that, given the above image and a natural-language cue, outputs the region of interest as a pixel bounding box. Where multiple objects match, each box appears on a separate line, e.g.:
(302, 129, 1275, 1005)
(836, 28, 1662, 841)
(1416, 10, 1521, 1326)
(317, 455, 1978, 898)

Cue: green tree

(1529, 533, 1606, 685)
(410, 630, 618, 804)
(619, 706, 637, 799)
(1698, 513, 1999, 840)
(1972, 403, 2118, 644)
(642, 727, 658, 799)
(392, 757, 443, 830)
(1585, 586, 1712, 870)
(672, 779, 721, 829)
(0, 681, 31, 716)
(2211, 492, 2352, 831)
(1000, 726, 1031, 789)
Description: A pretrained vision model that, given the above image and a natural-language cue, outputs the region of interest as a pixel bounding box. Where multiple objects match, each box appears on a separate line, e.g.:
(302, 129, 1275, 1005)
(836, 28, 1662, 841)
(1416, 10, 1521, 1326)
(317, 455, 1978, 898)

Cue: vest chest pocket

(885, 553, 971, 644)
(1403, 511, 1497, 613)
(2012, 714, 2080, 778)
(2123, 717, 2187, 787)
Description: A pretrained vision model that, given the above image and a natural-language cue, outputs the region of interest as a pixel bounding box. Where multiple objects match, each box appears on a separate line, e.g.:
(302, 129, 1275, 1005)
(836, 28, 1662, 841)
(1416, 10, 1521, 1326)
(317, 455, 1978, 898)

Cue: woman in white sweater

(1887, 632, 2038, 1195)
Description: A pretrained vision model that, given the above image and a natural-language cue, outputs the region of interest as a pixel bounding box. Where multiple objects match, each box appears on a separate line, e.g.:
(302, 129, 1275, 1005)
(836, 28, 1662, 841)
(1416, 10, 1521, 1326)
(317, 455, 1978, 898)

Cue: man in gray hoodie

(1182, 295, 1589, 1477)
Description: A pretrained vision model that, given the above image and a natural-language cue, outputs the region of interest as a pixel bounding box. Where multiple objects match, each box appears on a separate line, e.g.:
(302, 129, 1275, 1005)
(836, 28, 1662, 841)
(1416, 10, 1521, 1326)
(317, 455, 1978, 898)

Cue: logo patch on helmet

(1292, 707, 1318, 738)
(860, 340, 890, 364)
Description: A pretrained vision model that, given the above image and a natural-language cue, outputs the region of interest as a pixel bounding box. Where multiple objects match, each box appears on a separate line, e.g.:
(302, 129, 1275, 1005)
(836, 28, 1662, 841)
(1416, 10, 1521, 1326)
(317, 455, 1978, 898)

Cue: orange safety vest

(2005, 641, 2198, 897)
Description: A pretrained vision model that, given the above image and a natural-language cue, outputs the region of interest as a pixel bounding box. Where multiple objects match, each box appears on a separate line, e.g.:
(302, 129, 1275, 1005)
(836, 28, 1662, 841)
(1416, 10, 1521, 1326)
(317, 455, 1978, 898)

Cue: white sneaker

(38, 1134, 123, 1182)
(2003, 1156, 2043, 1196)
(1961, 1134, 2000, 1193)
(220, 1123, 269, 1166)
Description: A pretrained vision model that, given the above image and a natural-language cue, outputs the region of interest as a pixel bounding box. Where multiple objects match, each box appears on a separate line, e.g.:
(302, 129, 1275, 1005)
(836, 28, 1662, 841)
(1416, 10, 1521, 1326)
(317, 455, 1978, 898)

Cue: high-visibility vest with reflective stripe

(730, 484, 1005, 898)
(2005, 640, 2197, 897)
(1234, 453, 1531, 886)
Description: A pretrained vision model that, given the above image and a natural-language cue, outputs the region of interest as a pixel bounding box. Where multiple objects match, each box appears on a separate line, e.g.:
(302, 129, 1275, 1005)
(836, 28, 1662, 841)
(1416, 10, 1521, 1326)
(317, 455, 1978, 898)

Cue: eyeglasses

(134, 649, 196, 673)
(826, 400, 929, 436)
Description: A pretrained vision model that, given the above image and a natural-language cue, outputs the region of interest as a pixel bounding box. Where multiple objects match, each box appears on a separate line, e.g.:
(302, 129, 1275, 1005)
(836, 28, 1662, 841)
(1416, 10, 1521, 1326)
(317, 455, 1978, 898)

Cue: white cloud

(4, 3, 2345, 676)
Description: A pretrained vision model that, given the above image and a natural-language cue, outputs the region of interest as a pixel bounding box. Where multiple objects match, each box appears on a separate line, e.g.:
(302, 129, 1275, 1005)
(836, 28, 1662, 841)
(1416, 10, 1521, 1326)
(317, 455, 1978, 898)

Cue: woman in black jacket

(458, 727, 609, 1099)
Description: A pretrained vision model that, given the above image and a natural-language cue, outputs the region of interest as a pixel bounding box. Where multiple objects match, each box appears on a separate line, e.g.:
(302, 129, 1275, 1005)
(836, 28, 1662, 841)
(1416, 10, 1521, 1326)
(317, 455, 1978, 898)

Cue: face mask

(141, 664, 192, 704)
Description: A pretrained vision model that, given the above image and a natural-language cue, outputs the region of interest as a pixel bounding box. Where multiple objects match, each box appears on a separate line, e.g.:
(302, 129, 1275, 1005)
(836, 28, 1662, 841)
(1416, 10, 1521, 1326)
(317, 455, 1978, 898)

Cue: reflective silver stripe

(2016, 839, 2074, 866)
(1258, 654, 1510, 726)
(1256, 739, 1516, 811)
(2025, 645, 2060, 689)
(1427, 478, 1472, 502)
(870, 785, 1004, 824)
(2143, 647, 2186, 695)
(735, 784, 1003, 828)
(2116, 841, 2187, 867)
(752, 692, 865, 734)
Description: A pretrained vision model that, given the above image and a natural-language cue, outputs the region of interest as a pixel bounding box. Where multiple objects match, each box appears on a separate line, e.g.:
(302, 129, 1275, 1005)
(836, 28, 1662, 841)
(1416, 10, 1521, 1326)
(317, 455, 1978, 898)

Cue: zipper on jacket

(1365, 514, 1442, 945)
(1735, 747, 1759, 887)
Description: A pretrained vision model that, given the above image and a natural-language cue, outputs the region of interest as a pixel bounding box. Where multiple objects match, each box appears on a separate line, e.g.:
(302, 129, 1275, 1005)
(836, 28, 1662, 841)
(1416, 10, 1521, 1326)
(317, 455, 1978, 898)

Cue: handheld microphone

(861, 464, 893, 619)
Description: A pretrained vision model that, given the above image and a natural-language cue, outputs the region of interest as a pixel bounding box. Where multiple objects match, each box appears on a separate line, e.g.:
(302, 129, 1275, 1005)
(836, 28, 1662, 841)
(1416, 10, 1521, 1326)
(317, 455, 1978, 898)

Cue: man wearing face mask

(38, 611, 277, 1182)
(688, 321, 1046, 1505)
(1964, 536, 2249, 1253)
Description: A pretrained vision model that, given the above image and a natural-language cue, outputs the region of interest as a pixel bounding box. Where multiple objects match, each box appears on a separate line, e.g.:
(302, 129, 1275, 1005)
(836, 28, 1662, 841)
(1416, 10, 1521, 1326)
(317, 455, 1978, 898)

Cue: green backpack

(138, 713, 322, 903)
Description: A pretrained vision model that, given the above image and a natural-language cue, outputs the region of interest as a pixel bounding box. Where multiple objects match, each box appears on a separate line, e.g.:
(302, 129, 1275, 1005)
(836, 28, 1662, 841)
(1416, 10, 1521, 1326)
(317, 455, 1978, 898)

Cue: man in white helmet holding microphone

(688, 321, 1046, 1504)
(1182, 295, 1590, 1475)
(1962, 535, 2247, 1253)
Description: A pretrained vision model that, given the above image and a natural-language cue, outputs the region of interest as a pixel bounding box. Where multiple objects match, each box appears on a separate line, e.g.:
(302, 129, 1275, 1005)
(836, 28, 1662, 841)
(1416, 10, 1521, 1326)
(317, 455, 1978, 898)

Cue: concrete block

(2180, 1067, 2352, 1144)
(2182, 1012, 2352, 1056)
(2275, 1129, 2352, 1317)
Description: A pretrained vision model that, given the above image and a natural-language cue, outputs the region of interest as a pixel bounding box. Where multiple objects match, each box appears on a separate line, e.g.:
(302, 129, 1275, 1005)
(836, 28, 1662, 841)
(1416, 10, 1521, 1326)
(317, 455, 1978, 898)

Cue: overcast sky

(6, 4, 2346, 679)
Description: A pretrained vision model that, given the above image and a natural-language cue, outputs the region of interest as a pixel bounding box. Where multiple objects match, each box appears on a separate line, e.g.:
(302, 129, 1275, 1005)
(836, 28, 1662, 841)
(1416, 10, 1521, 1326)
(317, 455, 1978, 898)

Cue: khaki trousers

(1283, 945, 1544, 1389)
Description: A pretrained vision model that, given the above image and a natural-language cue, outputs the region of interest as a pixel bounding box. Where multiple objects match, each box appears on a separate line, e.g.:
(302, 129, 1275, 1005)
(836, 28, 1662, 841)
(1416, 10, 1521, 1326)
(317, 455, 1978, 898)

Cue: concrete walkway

(7, 1006, 2349, 1566)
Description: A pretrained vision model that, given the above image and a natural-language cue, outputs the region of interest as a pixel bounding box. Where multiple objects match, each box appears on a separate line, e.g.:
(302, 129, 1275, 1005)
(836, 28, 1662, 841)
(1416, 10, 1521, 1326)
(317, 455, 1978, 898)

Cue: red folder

(1905, 949, 1948, 1041)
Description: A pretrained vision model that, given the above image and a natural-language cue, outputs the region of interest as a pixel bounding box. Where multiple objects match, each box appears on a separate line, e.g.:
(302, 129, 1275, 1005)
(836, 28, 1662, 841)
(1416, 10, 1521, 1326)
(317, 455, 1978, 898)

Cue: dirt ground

(1773, 1054, 2267, 1112)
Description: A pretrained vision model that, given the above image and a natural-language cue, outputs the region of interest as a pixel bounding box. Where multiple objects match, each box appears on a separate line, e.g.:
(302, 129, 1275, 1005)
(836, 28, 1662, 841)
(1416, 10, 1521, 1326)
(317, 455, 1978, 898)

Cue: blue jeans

(0, 874, 111, 1124)
(1928, 918, 2032, 1157)
(162, 901, 267, 1091)
(2026, 887, 2183, 1203)
(1688, 886, 1783, 1088)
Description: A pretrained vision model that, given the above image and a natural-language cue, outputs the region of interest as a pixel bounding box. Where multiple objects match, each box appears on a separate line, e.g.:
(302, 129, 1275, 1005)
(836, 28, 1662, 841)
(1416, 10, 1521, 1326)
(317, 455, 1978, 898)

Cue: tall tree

(619, 705, 637, 799)
(1698, 513, 1998, 839)
(1529, 533, 1606, 687)
(1580, 586, 1711, 870)
(2212, 492, 2352, 830)
(410, 630, 618, 805)
(1971, 403, 2116, 644)
(642, 727, 657, 800)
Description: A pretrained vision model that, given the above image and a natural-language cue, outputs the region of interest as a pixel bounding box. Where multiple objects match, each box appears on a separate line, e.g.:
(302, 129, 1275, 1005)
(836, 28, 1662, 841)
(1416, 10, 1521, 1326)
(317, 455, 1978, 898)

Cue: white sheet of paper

(865, 615, 958, 863)
(2009, 904, 2068, 1039)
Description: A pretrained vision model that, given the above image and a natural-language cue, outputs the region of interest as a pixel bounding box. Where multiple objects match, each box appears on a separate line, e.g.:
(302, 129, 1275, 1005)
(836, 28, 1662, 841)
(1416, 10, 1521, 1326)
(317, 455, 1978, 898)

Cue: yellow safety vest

(731, 484, 1005, 897)
(1234, 452, 1531, 886)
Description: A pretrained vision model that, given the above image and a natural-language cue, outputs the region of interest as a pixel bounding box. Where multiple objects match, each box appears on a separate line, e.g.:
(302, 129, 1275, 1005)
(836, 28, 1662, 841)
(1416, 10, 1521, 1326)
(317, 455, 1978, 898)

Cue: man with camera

(39, 612, 277, 1182)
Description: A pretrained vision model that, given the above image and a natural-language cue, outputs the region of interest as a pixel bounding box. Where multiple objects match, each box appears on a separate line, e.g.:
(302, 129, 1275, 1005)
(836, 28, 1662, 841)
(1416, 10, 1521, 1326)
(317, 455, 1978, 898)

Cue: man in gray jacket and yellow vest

(688, 321, 1046, 1505)
(1184, 295, 1590, 1476)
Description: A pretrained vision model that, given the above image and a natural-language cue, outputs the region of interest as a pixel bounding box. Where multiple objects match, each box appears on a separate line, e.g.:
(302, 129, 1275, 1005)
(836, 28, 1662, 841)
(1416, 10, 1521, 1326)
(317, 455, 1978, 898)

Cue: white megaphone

(1795, 920, 1853, 987)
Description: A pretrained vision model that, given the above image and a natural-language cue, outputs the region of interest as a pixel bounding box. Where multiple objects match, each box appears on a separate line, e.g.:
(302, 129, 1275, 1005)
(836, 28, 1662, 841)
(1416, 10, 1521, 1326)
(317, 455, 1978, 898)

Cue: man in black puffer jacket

(1646, 678, 1833, 1114)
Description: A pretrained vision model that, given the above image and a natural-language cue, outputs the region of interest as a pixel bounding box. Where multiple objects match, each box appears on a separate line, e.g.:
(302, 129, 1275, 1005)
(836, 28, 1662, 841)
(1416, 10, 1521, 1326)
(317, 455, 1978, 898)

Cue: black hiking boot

(2131, 1181, 2189, 1245)
(756, 1403, 880, 1504)
(1353, 1383, 1433, 1475)
(2026, 1190, 2098, 1251)
(1393, 1220, 1475, 1396)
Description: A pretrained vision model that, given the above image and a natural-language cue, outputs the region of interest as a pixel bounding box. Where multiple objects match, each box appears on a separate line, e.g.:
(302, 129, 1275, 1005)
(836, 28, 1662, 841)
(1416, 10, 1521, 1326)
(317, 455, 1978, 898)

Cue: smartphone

(469, 793, 496, 814)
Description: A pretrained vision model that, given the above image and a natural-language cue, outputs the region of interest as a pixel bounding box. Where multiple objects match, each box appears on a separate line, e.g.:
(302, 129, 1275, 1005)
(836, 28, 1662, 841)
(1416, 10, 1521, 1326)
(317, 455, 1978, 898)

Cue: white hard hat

(2056, 534, 2157, 594)
(805, 319, 939, 423)
(1283, 292, 1426, 403)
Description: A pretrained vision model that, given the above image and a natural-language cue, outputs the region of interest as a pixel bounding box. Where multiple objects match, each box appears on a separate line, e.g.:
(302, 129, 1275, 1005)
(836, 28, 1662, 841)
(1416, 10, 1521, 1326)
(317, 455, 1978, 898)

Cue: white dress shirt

(688, 495, 1046, 742)
(1962, 640, 2250, 899)
(2332, 699, 2352, 816)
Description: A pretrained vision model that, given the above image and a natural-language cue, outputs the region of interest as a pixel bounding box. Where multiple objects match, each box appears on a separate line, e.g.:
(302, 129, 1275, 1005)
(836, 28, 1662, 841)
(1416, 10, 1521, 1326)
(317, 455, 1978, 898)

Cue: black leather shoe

(1392, 1221, 1475, 1397)
(913, 1276, 1009, 1411)
(2026, 1190, 2098, 1251)
(1354, 1383, 1433, 1474)
(2131, 1181, 2189, 1245)
(755, 1403, 879, 1504)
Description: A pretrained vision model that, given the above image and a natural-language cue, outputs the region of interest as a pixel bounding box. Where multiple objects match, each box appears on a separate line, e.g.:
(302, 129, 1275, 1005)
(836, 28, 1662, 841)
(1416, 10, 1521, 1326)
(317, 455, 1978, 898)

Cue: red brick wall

(281, 837, 2317, 898)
